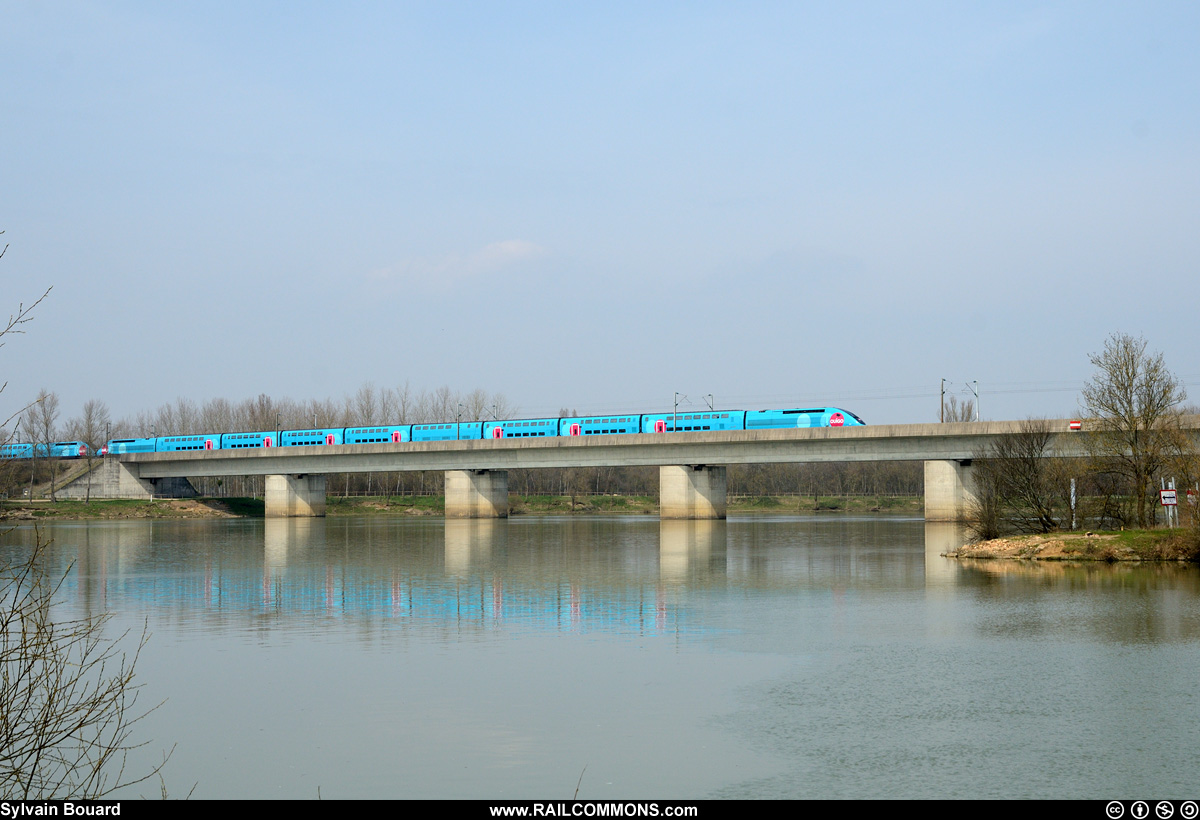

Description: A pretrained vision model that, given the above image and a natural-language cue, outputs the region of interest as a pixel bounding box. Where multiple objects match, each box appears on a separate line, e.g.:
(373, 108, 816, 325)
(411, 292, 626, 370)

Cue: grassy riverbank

(0, 498, 256, 520)
(0, 493, 923, 520)
(947, 529, 1200, 562)
(321, 493, 922, 516)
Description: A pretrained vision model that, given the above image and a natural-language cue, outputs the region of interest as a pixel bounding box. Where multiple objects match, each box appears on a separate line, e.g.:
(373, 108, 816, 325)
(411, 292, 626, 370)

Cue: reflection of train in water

(4, 406, 865, 458)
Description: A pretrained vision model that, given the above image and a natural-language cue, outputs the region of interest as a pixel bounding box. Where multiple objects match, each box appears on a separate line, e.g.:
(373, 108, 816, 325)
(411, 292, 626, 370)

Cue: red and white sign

(78, 444, 87, 456)
(829, 413, 844, 427)
(1069, 420, 1082, 431)
(1160, 489, 1178, 507)
(1188, 490, 1197, 505)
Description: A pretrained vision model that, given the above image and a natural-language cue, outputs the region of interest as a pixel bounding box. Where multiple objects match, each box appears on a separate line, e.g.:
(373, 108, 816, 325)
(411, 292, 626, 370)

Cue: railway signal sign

(1160, 489, 1178, 506)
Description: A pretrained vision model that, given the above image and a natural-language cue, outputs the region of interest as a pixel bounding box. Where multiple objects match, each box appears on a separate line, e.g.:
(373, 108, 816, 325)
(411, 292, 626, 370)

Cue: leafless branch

(0, 528, 172, 798)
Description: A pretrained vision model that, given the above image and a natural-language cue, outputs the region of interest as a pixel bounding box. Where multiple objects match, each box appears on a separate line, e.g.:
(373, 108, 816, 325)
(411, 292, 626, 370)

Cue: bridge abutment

(923, 460, 978, 522)
(265, 474, 327, 518)
(445, 469, 509, 518)
(58, 460, 198, 500)
(659, 465, 727, 519)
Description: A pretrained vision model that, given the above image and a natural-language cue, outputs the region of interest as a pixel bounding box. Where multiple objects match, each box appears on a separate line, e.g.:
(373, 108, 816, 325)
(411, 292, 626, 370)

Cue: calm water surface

(4, 515, 1199, 799)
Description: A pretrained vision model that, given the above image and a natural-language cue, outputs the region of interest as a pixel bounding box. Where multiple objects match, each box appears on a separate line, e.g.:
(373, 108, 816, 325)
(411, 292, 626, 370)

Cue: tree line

(2, 383, 925, 501)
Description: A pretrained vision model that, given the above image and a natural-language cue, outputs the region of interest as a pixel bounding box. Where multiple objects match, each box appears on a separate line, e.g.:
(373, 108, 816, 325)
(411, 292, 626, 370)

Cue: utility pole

(940, 379, 946, 423)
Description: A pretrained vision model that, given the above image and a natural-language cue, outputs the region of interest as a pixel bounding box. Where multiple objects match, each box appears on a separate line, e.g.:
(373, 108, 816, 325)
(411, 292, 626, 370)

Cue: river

(3, 514, 1197, 799)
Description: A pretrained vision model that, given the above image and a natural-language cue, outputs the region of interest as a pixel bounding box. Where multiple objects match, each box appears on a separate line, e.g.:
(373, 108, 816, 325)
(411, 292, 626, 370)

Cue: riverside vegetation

(0, 492, 924, 520)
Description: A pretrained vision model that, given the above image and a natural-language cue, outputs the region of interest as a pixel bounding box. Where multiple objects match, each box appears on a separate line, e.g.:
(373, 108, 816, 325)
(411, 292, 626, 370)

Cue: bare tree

(1081, 333, 1186, 527)
(941, 395, 976, 423)
(969, 419, 1066, 535)
(0, 281, 52, 424)
(24, 390, 60, 501)
(64, 400, 111, 504)
(0, 247, 170, 796)
(0, 534, 171, 797)
(431, 386, 455, 422)
(491, 392, 517, 420)
(395, 381, 414, 423)
(350, 383, 379, 425)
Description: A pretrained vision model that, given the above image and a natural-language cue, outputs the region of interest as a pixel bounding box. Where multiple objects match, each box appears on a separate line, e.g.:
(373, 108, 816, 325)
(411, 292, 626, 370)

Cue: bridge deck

(120, 419, 1117, 479)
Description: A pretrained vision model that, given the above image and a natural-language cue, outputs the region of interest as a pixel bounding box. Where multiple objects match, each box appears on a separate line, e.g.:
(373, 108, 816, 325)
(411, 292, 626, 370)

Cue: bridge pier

(265, 474, 327, 518)
(923, 460, 978, 522)
(445, 469, 509, 518)
(659, 465, 727, 519)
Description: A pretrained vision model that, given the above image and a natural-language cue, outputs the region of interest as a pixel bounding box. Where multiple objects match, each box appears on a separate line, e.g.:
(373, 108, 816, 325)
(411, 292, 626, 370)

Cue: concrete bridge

(95, 418, 1137, 520)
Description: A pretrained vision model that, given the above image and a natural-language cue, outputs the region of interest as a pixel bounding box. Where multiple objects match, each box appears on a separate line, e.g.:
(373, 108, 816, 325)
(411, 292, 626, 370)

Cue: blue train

(0, 440, 90, 459)
(99, 406, 865, 455)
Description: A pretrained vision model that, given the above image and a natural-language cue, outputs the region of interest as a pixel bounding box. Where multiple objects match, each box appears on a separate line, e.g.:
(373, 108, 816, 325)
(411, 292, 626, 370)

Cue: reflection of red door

(392, 431, 402, 443)
(655, 420, 666, 433)
(205, 439, 213, 450)
(326, 434, 335, 445)
(493, 427, 503, 438)
(570, 424, 581, 436)
(264, 437, 273, 447)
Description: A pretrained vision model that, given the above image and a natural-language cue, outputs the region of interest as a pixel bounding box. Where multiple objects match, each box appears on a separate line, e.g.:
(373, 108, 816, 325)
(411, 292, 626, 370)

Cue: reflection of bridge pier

(264, 517, 325, 568)
(444, 519, 504, 575)
(924, 520, 967, 589)
(659, 519, 727, 582)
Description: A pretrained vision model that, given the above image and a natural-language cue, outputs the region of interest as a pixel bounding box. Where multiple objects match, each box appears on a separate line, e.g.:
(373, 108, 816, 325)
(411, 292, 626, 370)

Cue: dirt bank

(945, 530, 1198, 562)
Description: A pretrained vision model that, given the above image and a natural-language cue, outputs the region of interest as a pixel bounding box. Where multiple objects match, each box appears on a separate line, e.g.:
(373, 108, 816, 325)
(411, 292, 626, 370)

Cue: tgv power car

(94, 406, 865, 455)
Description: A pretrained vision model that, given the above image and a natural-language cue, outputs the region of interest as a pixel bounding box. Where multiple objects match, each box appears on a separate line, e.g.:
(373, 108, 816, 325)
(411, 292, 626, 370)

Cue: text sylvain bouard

(1, 805, 120, 817)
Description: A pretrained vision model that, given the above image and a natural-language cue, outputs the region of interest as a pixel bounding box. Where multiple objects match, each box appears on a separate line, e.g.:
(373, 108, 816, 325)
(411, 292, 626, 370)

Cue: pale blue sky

(3, 1, 1198, 425)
